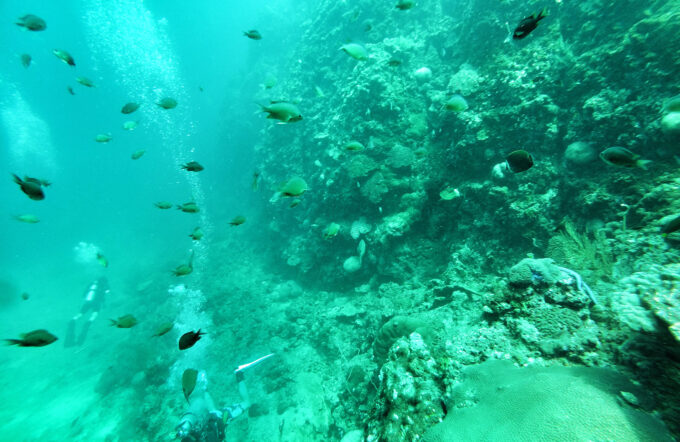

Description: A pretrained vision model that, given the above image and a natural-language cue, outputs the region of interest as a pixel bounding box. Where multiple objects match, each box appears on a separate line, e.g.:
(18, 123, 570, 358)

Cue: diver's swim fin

(77, 321, 91, 346)
(64, 319, 76, 348)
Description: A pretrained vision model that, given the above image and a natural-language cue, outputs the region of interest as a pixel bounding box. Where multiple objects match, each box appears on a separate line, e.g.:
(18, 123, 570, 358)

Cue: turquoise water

(2, 0, 680, 441)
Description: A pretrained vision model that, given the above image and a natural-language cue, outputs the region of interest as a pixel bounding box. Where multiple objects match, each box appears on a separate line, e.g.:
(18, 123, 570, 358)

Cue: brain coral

(424, 360, 673, 441)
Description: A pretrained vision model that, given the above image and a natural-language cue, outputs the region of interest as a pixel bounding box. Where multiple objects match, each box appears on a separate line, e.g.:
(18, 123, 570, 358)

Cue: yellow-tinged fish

(53, 49, 75, 66)
(152, 321, 174, 337)
(96, 252, 108, 268)
(172, 251, 194, 276)
(95, 134, 112, 143)
(110, 314, 137, 328)
(76, 77, 95, 87)
(13, 214, 39, 223)
(229, 215, 246, 226)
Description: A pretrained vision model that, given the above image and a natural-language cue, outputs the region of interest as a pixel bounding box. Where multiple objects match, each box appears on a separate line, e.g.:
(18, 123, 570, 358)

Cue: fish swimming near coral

(280, 177, 308, 197)
(182, 368, 198, 401)
(4, 329, 57, 347)
(16, 14, 46, 31)
(340, 43, 368, 61)
(505, 150, 534, 173)
(260, 101, 302, 123)
(12, 174, 46, 200)
(513, 8, 547, 40)
(179, 330, 204, 350)
(599, 147, 650, 169)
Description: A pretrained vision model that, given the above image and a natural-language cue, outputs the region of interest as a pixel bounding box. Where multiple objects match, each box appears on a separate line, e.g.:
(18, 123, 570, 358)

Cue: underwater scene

(2, 0, 680, 440)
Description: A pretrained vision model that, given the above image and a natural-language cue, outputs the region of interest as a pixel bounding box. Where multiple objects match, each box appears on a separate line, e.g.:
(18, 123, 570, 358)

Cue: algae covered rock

(368, 333, 445, 442)
(508, 258, 563, 287)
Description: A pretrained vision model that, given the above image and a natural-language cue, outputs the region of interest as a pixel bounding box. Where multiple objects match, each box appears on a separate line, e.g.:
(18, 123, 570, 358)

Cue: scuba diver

(176, 353, 274, 442)
(64, 276, 110, 347)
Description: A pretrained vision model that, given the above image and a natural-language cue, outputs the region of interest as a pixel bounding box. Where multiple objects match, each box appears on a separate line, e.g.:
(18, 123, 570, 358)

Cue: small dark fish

(4, 329, 57, 347)
(513, 8, 547, 40)
(12, 174, 45, 200)
(396, 0, 415, 10)
(131, 150, 145, 160)
(600, 147, 650, 169)
(96, 252, 108, 268)
(252, 171, 260, 191)
(53, 49, 75, 66)
(76, 77, 95, 87)
(20, 54, 31, 68)
(387, 58, 402, 67)
(179, 329, 204, 350)
(67, 86, 75, 95)
(505, 150, 534, 173)
(289, 198, 301, 208)
(121, 102, 140, 114)
(177, 202, 199, 213)
(243, 30, 262, 40)
(230, 215, 246, 226)
(181, 161, 204, 172)
(157, 97, 177, 109)
(189, 227, 203, 241)
(172, 251, 194, 276)
(155, 201, 173, 209)
(110, 314, 138, 328)
(661, 214, 680, 236)
(21, 292, 30, 301)
(182, 368, 198, 401)
(152, 321, 174, 337)
(16, 14, 46, 31)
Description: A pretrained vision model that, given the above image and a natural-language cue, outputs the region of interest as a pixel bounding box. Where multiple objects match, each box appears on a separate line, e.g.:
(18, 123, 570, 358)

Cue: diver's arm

(223, 371, 251, 422)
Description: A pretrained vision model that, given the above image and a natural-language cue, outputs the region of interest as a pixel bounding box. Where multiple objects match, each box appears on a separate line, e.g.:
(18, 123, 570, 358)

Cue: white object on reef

(343, 239, 366, 273)
(491, 162, 509, 179)
(414, 67, 432, 81)
(564, 141, 597, 165)
(661, 112, 680, 135)
(350, 218, 372, 239)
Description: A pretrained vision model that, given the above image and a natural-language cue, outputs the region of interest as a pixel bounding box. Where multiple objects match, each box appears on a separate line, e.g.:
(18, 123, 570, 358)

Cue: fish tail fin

(4, 339, 20, 346)
(109, 319, 117, 326)
(11, 174, 22, 185)
(537, 7, 548, 19)
(637, 159, 652, 170)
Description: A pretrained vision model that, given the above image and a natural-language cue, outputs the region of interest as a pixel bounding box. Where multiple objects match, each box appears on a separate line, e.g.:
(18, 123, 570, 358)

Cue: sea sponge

(350, 218, 372, 239)
(564, 141, 597, 165)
